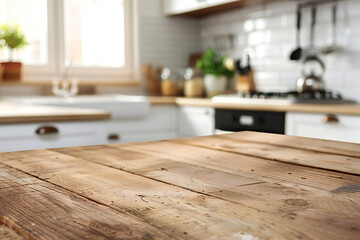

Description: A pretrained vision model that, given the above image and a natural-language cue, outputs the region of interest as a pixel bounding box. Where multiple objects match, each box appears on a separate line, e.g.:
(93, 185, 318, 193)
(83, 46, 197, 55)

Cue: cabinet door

(164, 0, 208, 15)
(179, 106, 215, 138)
(0, 121, 106, 152)
(286, 112, 360, 143)
(104, 105, 178, 144)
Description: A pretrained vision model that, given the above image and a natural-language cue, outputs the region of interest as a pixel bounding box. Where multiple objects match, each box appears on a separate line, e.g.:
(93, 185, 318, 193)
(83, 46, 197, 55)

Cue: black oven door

(215, 109, 285, 134)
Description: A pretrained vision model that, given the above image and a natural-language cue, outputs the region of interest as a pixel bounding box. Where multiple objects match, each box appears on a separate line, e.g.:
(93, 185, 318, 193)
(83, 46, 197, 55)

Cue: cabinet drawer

(105, 106, 177, 132)
(0, 121, 106, 152)
(104, 106, 178, 144)
(285, 112, 360, 143)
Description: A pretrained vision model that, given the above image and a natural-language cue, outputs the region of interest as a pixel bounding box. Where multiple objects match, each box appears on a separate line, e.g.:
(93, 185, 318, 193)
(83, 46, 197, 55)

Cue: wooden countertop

(0, 101, 110, 123)
(0, 131, 359, 240)
(149, 96, 360, 115)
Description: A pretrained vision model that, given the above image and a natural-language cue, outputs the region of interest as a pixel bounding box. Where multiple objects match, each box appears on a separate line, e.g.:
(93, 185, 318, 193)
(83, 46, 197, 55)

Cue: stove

(212, 91, 357, 105)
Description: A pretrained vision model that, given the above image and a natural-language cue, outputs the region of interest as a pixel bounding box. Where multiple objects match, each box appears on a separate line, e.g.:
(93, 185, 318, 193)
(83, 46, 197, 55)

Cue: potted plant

(0, 24, 28, 80)
(196, 48, 234, 97)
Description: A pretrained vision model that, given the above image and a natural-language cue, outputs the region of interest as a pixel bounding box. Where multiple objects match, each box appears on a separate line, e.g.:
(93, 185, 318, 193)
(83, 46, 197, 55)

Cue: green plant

(0, 24, 28, 61)
(196, 48, 234, 78)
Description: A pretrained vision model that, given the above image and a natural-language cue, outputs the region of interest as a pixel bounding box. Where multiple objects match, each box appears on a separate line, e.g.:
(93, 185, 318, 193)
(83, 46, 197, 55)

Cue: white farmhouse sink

(4, 95, 151, 120)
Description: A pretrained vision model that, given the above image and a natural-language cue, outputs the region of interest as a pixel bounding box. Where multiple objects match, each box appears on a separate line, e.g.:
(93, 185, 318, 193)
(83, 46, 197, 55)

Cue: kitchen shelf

(165, 0, 285, 17)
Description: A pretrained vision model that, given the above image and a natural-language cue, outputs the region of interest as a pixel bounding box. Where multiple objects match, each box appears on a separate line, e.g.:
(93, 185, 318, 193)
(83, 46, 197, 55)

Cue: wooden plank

(0, 164, 178, 240)
(55, 143, 360, 208)
(1, 132, 360, 240)
(53, 142, 360, 240)
(0, 149, 348, 240)
(174, 134, 360, 175)
(0, 225, 24, 240)
(222, 131, 360, 158)
(53, 145, 360, 240)
(55, 144, 360, 195)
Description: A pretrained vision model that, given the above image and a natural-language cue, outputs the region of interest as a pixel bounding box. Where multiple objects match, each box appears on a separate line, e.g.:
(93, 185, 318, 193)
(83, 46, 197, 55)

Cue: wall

(95, 0, 202, 95)
(137, 0, 200, 69)
(199, 0, 360, 101)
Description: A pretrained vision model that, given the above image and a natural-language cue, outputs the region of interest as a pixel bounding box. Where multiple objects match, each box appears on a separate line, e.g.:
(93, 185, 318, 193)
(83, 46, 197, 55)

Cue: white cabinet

(164, 0, 208, 15)
(178, 106, 215, 138)
(0, 106, 179, 152)
(207, 0, 239, 7)
(0, 121, 107, 153)
(286, 112, 360, 143)
(104, 105, 178, 144)
(164, 0, 239, 15)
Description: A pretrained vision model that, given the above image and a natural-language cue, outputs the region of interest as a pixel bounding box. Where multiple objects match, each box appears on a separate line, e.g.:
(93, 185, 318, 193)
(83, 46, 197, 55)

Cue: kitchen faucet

(52, 61, 79, 97)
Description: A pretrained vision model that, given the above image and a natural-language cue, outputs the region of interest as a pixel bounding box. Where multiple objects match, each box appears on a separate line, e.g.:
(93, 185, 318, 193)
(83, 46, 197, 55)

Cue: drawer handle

(36, 126, 59, 135)
(323, 114, 339, 124)
(108, 134, 120, 141)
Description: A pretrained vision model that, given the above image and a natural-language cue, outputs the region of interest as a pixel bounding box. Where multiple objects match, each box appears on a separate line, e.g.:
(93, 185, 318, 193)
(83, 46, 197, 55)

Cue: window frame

(22, 0, 138, 82)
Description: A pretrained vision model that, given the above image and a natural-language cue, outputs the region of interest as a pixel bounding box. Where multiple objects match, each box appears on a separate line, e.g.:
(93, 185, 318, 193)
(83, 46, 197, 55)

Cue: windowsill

(0, 79, 141, 86)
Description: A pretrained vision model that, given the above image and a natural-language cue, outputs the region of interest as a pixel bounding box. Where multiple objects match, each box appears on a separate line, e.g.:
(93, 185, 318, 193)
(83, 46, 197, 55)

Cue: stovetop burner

(213, 90, 357, 105)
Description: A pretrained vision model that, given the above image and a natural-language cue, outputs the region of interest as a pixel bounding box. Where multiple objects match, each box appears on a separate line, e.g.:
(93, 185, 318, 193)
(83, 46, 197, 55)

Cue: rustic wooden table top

(0, 131, 359, 240)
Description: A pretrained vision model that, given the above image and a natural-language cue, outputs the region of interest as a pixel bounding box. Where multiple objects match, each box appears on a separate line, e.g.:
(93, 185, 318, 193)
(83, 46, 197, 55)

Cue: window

(64, 0, 125, 68)
(0, 0, 48, 65)
(0, 0, 136, 81)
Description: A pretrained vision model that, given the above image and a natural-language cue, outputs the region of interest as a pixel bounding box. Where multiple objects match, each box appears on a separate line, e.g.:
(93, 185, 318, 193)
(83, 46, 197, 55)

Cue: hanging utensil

(297, 5, 326, 93)
(290, 7, 303, 61)
(321, 2, 341, 54)
(308, 5, 317, 55)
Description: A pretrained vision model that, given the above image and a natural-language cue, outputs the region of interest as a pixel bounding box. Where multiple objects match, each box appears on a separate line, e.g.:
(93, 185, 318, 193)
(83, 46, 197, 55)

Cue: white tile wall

(199, 0, 360, 101)
(138, 0, 200, 69)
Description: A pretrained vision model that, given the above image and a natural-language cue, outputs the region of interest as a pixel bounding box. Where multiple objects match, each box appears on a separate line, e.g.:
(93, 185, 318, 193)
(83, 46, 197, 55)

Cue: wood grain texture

(54, 143, 360, 215)
(174, 134, 360, 175)
(0, 150, 281, 240)
(0, 224, 24, 240)
(0, 132, 359, 240)
(0, 164, 178, 240)
(0, 101, 110, 123)
(222, 131, 360, 158)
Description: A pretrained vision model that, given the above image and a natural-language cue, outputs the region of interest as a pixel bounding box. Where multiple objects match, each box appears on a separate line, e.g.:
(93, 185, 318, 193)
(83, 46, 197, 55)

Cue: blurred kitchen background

(0, 0, 359, 100)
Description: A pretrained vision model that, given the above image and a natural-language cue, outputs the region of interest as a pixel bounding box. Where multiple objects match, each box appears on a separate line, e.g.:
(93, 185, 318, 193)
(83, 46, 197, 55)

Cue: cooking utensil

(297, 5, 325, 93)
(290, 7, 303, 61)
(321, 3, 341, 54)
(296, 55, 326, 92)
(235, 55, 256, 93)
(308, 5, 317, 55)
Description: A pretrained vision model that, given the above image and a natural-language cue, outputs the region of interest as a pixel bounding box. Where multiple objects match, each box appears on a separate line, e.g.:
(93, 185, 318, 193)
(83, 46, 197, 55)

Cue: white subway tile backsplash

(138, 0, 200, 69)
(345, 0, 360, 17)
(199, 0, 360, 100)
